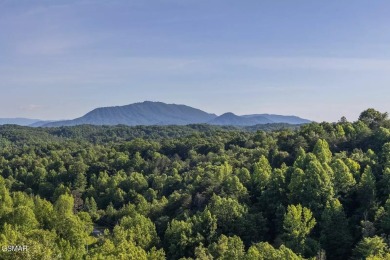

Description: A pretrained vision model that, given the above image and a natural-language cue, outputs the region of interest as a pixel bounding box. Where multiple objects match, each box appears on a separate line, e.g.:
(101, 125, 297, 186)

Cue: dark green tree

(320, 199, 352, 260)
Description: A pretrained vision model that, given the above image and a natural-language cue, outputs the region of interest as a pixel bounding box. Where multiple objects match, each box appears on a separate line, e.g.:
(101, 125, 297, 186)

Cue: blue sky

(1, 0, 390, 121)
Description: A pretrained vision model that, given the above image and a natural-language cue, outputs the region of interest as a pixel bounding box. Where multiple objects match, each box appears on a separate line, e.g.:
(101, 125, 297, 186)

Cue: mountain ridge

(42, 101, 311, 127)
(0, 118, 42, 126)
(1, 102, 312, 127)
(44, 101, 218, 127)
(209, 112, 274, 126)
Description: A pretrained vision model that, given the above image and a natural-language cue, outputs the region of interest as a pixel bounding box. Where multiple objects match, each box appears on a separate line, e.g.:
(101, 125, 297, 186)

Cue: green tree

(113, 214, 159, 250)
(380, 142, 390, 168)
(208, 194, 247, 236)
(313, 139, 332, 164)
(208, 235, 245, 260)
(0, 224, 61, 260)
(260, 166, 288, 215)
(359, 108, 388, 129)
(194, 243, 213, 260)
(252, 155, 272, 192)
(353, 236, 389, 259)
(289, 154, 333, 212)
(0, 176, 12, 221)
(164, 219, 202, 259)
(54, 194, 74, 216)
(84, 197, 99, 221)
(53, 194, 93, 257)
(87, 239, 148, 260)
(377, 196, 390, 234)
(320, 199, 352, 260)
(33, 196, 55, 229)
(8, 206, 39, 233)
(128, 172, 148, 193)
(191, 209, 218, 245)
(344, 158, 361, 181)
(331, 159, 356, 195)
(74, 172, 87, 192)
(357, 166, 377, 214)
(246, 242, 303, 260)
(283, 204, 316, 255)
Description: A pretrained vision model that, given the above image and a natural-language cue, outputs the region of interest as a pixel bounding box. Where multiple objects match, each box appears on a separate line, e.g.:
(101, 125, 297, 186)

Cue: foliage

(0, 108, 389, 258)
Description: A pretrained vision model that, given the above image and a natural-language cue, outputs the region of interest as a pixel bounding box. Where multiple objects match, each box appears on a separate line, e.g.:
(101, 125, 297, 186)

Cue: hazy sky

(1, 0, 390, 121)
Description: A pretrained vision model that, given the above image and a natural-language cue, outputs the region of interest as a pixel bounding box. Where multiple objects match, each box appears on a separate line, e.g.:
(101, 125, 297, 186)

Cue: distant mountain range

(210, 112, 273, 126)
(1, 101, 311, 127)
(0, 118, 54, 127)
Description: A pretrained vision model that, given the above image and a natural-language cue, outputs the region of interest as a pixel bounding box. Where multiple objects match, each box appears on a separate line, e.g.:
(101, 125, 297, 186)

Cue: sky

(1, 0, 390, 122)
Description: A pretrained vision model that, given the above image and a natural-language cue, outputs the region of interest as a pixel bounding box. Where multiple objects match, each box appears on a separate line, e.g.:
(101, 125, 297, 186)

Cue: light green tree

(0, 176, 12, 221)
(313, 139, 332, 164)
(246, 242, 303, 260)
(252, 155, 272, 192)
(113, 214, 159, 250)
(208, 194, 247, 235)
(353, 236, 389, 259)
(164, 219, 202, 259)
(331, 159, 356, 194)
(289, 154, 333, 212)
(283, 204, 316, 255)
(208, 235, 245, 260)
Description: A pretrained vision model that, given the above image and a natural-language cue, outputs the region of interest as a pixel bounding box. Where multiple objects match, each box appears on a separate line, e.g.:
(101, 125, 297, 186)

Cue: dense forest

(0, 108, 390, 259)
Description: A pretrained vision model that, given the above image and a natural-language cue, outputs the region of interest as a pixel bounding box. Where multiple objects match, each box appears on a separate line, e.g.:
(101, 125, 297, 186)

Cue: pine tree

(283, 204, 316, 255)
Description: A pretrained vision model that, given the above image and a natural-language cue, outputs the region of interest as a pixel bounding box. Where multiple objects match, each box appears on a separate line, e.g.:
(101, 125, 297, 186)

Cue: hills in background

(1, 101, 311, 127)
(0, 118, 49, 126)
(0, 118, 55, 127)
(0, 118, 38, 126)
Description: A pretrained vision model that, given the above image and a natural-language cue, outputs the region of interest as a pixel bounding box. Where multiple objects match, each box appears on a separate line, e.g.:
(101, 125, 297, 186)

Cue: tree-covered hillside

(0, 109, 390, 259)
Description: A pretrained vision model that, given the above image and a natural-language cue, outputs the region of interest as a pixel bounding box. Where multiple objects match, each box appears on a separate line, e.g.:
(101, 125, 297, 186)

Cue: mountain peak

(219, 112, 237, 117)
(44, 101, 217, 127)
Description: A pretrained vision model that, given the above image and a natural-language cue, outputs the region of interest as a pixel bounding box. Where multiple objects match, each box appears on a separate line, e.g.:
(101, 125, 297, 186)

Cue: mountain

(29, 120, 56, 127)
(3, 102, 311, 127)
(210, 112, 273, 126)
(243, 114, 311, 124)
(43, 101, 218, 127)
(210, 113, 310, 126)
(0, 118, 41, 126)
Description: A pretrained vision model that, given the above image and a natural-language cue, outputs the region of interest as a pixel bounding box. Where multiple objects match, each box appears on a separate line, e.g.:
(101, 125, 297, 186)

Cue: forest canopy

(0, 108, 390, 259)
